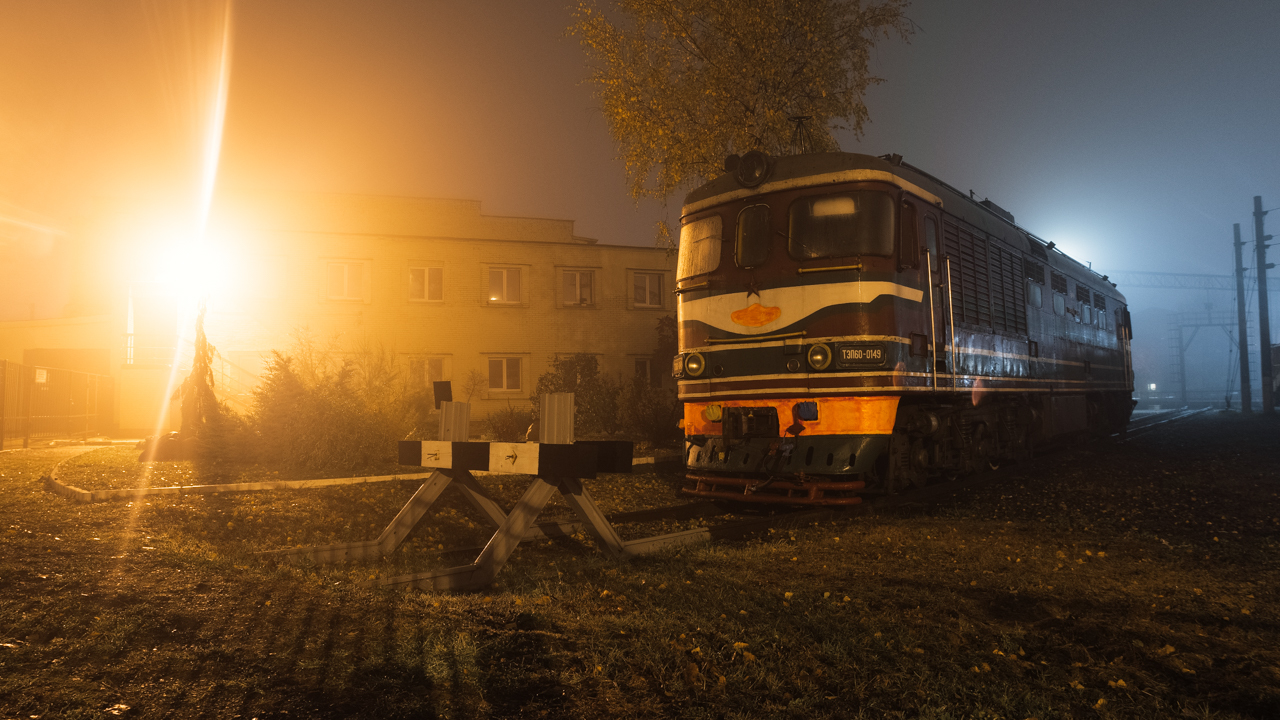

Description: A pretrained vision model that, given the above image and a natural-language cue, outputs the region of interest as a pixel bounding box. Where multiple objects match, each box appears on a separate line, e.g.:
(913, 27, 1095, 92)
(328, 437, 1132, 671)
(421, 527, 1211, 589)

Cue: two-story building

(0, 191, 675, 435)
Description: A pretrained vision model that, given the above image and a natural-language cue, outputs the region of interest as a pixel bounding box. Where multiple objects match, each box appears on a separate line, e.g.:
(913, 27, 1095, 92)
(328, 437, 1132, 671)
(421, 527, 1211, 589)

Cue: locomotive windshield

(677, 215, 723, 279)
(788, 190, 895, 260)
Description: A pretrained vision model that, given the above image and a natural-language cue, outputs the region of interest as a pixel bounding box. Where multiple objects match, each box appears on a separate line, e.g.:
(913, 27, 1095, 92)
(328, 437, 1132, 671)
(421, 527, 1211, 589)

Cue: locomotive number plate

(836, 343, 886, 368)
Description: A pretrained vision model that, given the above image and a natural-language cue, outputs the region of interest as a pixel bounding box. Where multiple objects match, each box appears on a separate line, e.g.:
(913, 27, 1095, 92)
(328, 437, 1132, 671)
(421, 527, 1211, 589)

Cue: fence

(0, 360, 114, 449)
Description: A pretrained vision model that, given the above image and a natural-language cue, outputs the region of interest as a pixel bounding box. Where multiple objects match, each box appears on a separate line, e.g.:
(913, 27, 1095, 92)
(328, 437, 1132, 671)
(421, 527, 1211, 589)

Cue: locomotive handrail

(944, 255, 958, 389)
(926, 249, 938, 389)
(674, 281, 711, 294)
(704, 331, 806, 345)
(797, 263, 862, 275)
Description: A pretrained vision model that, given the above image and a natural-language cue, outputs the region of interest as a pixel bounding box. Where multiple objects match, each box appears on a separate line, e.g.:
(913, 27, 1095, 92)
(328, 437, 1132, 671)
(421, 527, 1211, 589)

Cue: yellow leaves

(600, 589, 612, 598)
(1070, 680, 1085, 690)
(1108, 679, 1128, 688)
(732, 642, 749, 650)
(1158, 645, 1177, 656)
(783, 592, 793, 600)
(742, 651, 757, 662)
(1094, 698, 1107, 709)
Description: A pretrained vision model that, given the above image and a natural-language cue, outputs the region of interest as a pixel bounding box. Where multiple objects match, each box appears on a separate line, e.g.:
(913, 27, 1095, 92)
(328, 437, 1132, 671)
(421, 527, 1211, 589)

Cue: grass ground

(1, 412, 1278, 719)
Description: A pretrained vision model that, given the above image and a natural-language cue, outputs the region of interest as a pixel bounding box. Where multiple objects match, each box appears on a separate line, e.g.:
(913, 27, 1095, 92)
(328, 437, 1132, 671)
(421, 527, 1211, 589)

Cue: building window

(563, 270, 594, 306)
(489, 267, 522, 304)
(410, 357, 446, 386)
(410, 267, 443, 302)
(635, 358, 651, 383)
(634, 357, 660, 387)
(488, 357, 522, 391)
(327, 261, 364, 300)
(634, 272, 663, 308)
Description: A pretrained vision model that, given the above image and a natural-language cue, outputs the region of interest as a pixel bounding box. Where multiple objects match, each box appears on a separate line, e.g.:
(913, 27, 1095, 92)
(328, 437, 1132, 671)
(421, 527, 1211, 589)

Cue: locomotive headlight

(806, 343, 832, 371)
(704, 404, 723, 422)
(685, 352, 707, 377)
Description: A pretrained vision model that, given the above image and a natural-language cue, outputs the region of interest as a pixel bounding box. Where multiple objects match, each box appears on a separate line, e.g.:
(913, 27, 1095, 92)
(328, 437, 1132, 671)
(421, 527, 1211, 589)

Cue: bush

(250, 337, 414, 474)
(483, 401, 532, 442)
(531, 354, 621, 436)
(617, 378, 682, 446)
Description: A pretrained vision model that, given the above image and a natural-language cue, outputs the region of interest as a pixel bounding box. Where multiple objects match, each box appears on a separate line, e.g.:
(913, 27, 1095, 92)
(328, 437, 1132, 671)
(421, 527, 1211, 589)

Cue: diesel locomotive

(673, 151, 1134, 505)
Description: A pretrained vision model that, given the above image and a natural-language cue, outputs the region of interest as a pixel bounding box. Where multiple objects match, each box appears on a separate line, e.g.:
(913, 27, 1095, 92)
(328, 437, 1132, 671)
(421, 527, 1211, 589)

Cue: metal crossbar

(270, 441, 710, 592)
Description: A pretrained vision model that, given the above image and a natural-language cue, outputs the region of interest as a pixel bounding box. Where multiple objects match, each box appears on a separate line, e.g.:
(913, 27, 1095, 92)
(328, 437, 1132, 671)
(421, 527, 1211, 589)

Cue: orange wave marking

(730, 303, 782, 327)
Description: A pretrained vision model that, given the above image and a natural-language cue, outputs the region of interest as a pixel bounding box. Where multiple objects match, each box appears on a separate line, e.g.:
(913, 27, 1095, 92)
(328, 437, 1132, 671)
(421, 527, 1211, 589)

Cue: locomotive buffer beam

(684, 473, 866, 506)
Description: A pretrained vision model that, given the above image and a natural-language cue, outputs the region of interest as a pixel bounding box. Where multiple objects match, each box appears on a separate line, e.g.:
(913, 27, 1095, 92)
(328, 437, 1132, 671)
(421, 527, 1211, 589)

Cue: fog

(2, 0, 1278, 401)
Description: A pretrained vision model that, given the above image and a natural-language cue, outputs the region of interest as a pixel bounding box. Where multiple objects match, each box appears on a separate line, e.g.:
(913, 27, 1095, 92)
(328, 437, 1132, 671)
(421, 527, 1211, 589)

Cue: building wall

(201, 226, 675, 417)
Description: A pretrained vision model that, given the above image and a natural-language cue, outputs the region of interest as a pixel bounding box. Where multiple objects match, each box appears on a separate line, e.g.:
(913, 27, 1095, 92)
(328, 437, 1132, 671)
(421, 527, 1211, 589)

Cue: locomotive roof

(682, 152, 1125, 306)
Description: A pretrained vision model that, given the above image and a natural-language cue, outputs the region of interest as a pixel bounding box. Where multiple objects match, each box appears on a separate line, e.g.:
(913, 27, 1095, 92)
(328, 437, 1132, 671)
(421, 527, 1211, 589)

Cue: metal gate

(0, 360, 114, 449)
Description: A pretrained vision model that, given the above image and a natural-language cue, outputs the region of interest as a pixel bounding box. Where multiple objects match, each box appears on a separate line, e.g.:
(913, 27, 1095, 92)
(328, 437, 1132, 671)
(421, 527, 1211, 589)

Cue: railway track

(419, 408, 1213, 561)
(1118, 407, 1212, 441)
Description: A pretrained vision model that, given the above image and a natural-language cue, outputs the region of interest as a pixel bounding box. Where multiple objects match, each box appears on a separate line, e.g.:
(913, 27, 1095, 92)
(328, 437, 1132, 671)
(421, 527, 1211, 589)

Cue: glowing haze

(1, 0, 1278, 324)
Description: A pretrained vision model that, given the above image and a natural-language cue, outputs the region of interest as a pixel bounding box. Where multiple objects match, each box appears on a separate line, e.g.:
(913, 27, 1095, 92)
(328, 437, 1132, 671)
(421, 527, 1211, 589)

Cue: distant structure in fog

(0, 192, 674, 434)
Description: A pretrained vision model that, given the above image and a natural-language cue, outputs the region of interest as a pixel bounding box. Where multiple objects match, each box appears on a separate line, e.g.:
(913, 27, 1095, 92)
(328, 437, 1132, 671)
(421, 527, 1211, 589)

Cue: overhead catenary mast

(1234, 223, 1252, 413)
(1255, 196, 1274, 415)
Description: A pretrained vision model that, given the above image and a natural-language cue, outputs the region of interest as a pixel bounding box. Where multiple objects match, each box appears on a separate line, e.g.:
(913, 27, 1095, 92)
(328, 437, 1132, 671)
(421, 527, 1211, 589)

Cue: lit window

(409, 267, 443, 301)
(488, 357, 522, 391)
(489, 267, 522, 304)
(634, 272, 663, 308)
(327, 261, 364, 300)
(563, 270, 594, 305)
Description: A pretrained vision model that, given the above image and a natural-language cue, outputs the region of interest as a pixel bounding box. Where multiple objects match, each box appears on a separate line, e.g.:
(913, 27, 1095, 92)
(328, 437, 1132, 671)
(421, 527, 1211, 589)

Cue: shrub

(250, 337, 414, 474)
(617, 378, 682, 446)
(531, 354, 621, 436)
(483, 401, 532, 442)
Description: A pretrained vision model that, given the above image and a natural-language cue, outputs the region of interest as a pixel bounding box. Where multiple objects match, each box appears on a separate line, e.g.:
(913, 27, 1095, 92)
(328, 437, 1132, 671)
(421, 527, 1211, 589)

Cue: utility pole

(1255, 196, 1275, 415)
(1234, 223, 1253, 413)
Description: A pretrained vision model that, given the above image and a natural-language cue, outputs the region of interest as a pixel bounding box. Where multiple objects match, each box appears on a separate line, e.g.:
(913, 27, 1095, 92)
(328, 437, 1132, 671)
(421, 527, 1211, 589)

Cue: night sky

(3, 0, 1279, 323)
